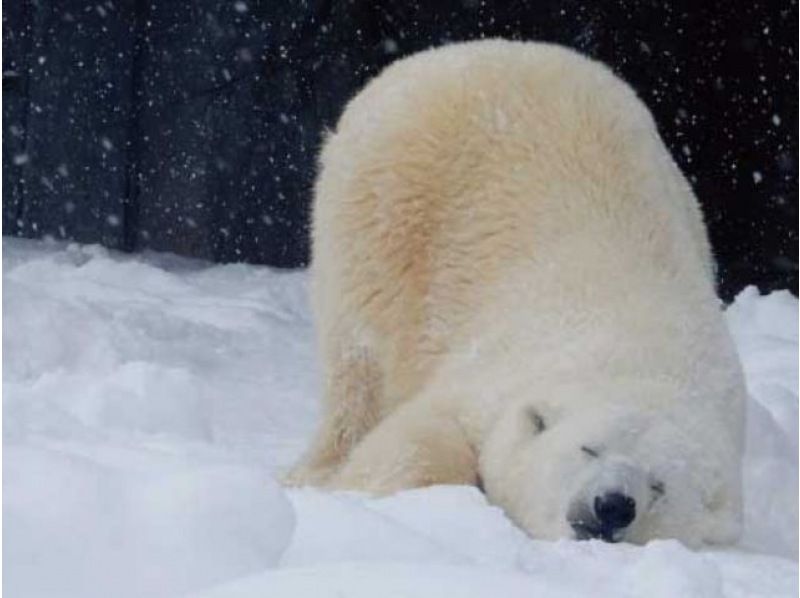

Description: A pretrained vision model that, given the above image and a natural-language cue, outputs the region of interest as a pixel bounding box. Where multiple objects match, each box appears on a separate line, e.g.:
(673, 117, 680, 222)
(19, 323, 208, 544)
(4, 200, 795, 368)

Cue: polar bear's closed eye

(581, 445, 600, 458)
(527, 408, 547, 434)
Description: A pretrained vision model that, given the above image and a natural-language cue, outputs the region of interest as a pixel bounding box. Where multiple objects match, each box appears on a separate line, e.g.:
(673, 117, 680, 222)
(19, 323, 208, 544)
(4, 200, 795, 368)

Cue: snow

(5, 449, 294, 598)
(3, 237, 798, 597)
(725, 286, 799, 558)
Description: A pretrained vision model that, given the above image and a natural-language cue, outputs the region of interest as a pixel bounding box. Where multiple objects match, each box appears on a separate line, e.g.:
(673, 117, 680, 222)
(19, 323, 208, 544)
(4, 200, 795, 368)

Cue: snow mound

(193, 542, 796, 598)
(726, 287, 799, 558)
(4, 446, 294, 598)
(3, 238, 797, 597)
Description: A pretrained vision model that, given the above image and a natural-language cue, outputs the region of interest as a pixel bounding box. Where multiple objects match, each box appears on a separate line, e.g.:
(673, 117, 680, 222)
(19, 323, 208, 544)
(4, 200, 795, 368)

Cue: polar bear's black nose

(594, 492, 636, 533)
(568, 492, 637, 542)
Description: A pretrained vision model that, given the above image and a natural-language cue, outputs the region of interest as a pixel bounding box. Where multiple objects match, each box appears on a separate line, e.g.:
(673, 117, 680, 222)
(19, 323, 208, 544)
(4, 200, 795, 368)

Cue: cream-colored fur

(286, 40, 746, 546)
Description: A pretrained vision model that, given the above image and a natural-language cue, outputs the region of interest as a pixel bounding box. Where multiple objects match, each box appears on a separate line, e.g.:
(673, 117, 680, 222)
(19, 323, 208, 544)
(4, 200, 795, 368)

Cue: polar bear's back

(312, 40, 713, 401)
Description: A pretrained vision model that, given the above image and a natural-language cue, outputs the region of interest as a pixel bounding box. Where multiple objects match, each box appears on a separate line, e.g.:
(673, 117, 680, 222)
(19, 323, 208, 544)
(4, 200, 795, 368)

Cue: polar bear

(287, 39, 747, 547)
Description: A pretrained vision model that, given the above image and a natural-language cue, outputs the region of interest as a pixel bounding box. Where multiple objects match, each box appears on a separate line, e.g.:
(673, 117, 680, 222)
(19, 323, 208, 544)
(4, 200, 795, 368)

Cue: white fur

(286, 39, 747, 547)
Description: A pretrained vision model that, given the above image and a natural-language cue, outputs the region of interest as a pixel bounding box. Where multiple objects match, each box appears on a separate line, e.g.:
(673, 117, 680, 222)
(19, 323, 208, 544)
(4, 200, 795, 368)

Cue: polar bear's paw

(281, 459, 340, 488)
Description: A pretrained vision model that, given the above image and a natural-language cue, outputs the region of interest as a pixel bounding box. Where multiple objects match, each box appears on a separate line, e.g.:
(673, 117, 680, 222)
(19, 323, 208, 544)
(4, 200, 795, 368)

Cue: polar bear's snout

(568, 491, 637, 542)
(566, 456, 651, 542)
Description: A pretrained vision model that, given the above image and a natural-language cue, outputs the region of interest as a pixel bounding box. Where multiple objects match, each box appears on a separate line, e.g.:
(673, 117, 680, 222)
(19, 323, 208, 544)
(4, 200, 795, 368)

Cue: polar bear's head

(479, 383, 743, 547)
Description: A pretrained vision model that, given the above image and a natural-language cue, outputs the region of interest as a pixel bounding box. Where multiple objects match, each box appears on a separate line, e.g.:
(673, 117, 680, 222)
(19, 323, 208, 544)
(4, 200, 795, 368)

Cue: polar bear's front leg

(284, 343, 384, 487)
(327, 399, 478, 495)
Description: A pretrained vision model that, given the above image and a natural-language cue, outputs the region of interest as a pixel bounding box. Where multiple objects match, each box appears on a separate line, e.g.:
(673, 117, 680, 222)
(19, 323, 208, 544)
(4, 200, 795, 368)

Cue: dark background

(3, 0, 797, 301)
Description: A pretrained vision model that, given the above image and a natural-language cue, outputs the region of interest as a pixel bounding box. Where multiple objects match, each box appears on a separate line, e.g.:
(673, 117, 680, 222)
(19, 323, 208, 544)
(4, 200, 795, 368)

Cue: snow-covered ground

(4, 237, 798, 598)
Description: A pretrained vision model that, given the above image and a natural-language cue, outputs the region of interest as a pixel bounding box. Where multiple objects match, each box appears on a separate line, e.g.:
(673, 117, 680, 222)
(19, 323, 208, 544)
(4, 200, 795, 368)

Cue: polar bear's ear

(526, 408, 547, 434)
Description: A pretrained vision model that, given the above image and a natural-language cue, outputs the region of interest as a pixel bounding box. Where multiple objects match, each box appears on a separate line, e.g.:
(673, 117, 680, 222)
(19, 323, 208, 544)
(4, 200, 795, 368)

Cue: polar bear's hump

(312, 39, 712, 398)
